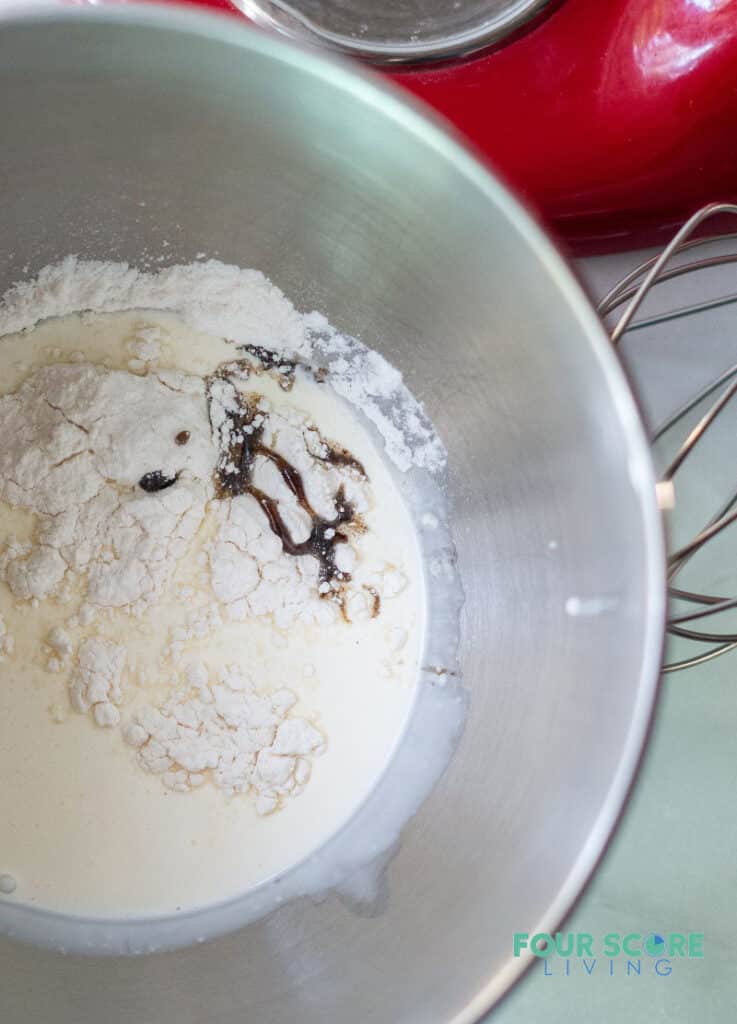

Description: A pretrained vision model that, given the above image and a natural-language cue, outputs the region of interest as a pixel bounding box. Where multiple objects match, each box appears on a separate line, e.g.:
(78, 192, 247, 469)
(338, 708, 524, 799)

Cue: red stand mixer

(163, 0, 737, 253)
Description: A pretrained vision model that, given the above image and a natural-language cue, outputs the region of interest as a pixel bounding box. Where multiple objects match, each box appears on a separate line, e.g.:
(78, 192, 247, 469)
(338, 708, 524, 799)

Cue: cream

(0, 311, 426, 917)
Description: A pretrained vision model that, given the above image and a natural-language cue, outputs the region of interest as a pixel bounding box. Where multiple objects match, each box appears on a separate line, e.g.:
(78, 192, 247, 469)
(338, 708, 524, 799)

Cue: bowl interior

(0, 9, 663, 1022)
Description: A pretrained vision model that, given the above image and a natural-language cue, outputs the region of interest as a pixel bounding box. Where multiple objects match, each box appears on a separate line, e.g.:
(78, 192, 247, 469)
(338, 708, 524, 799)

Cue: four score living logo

(513, 931, 704, 977)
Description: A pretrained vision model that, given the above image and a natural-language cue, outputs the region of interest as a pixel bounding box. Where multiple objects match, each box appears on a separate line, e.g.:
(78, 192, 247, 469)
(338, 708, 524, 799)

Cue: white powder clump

(362, 563, 408, 600)
(0, 355, 382, 796)
(0, 257, 434, 815)
(69, 637, 127, 728)
(0, 258, 312, 362)
(0, 614, 14, 660)
(45, 625, 73, 672)
(0, 257, 445, 473)
(305, 318, 446, 474)
(0, 363, 215, 611)
(123, 665, 324, 813)
(47, 626, 73, 659)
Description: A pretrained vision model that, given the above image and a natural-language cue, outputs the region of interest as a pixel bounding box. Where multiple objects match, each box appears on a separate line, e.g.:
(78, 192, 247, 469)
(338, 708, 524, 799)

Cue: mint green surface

(489, 251, 737, 1022)
(489, 654, 736, 1021)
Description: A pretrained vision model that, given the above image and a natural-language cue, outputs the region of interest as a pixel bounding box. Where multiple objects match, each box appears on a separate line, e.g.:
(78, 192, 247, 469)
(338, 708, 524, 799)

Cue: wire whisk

(599, 202, 737, 672)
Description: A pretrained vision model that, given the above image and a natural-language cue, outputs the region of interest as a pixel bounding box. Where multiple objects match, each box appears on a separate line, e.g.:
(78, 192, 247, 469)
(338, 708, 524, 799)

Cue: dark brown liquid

(206, 368, 366, 588)
(175, 430, 191, 446)
(238, 344, 296, 391)
(314, 443, 366, 478)
(249, 483, 354, 585)
(139, 470, 179, 493)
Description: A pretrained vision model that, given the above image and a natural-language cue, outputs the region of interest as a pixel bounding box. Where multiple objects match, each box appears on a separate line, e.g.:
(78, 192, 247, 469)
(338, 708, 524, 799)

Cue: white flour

(69, 637, 126, 728)
(0, 264, 464, 940)
(0, 612, 13, 661)
(124, 663, 324, 813)
(0, 363, 214, 609)
(0, 257, 445, 474)
(0, 259, 442, 823)
(0, 354, 401, 813)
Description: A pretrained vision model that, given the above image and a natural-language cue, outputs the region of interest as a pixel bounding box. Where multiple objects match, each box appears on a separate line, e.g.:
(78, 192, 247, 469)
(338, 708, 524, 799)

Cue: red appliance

(127, 0, 737, 253)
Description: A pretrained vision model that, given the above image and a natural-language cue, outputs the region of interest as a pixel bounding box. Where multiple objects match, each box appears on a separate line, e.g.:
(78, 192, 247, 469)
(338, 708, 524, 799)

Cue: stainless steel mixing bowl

(0, 6, 664, 1022)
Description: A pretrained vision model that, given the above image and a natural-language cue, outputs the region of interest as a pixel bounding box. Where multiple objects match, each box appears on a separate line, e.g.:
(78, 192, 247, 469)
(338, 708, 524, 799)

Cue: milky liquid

(0, 311, 425, 918)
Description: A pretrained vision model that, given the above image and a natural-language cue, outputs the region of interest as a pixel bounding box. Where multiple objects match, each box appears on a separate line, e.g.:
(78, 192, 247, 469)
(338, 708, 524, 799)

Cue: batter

(0, 310, 425, 917)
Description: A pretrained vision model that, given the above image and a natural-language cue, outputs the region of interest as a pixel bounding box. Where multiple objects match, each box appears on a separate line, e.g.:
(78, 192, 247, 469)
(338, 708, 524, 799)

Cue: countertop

(489, 247, 737, 1022)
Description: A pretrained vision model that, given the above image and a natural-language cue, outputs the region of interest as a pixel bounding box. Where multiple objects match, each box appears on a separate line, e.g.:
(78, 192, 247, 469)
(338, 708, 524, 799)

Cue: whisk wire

(605, 203, 737, 344)
(598, 228, 737, 316)
(605, 202, 737, 672)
